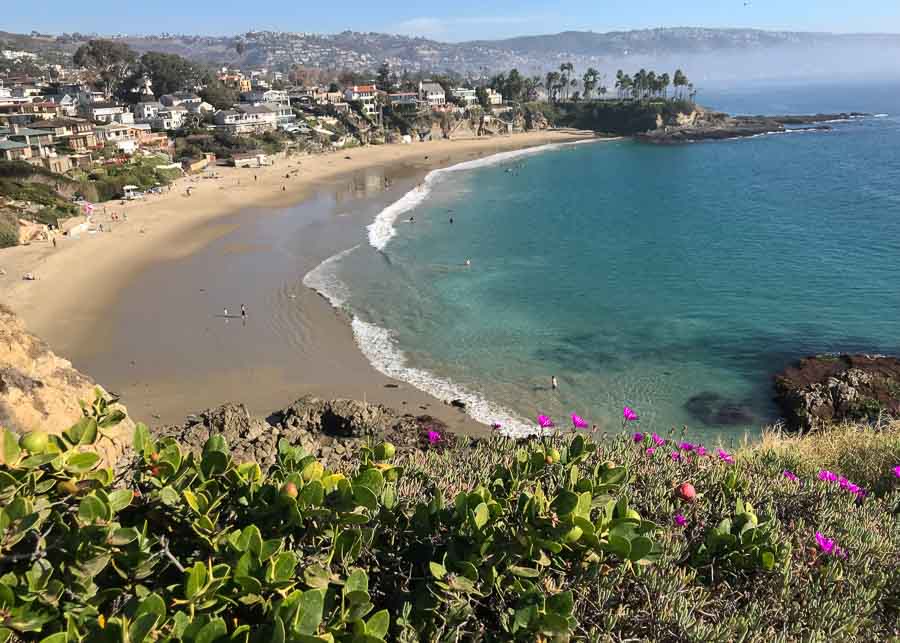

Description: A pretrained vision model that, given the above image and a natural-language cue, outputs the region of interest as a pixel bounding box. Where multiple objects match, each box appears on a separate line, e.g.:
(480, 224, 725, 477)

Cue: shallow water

(310, 81, 900, 440)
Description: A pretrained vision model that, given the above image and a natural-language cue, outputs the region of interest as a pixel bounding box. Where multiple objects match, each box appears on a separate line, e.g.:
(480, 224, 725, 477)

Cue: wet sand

(0, 131, 591, 431)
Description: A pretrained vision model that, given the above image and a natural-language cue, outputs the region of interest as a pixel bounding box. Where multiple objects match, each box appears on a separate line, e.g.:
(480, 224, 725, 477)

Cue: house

(451, 88, 478, 106)
(46, 94, 79, 116)
(150, 106, 189, 131)
(0, 139, 31, 161)
(181, 153, 215, 173)
(29, 118, 99, 152)
(160, 92, 202, 108)
(485, 88, 503, 106)
(241, 89, 289, 105)
(213, 105, 277, 134)
(2, 124, 55, 158)
(0, 101, 61, 123)
(419, 81, 446, 107)
(77, 89, 107, 106)
(128, 123, 170, 150)
(231, 151, 271, 168)
(95, 123, 137, 154)
(186, 101, 215, 115)
(387, 92, 419, 109)
(85, 102, 133, 124)
(133, 101, 163, 121)
(344, 85, 379, 119)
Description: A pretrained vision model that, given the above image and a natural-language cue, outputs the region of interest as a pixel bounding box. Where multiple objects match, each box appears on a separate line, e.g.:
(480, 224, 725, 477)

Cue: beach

(0, 130, 591, 431)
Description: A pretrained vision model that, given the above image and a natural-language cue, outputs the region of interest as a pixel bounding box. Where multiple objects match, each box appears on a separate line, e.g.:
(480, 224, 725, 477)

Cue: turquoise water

(306, 82, 900, 439)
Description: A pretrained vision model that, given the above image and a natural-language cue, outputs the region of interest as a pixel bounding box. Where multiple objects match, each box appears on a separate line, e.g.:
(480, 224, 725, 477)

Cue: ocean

(305, 81, 900, 440)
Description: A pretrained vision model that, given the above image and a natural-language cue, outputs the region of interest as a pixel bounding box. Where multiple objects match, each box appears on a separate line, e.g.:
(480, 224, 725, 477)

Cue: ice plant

(427, 430, 442, 445)
(490, 422, 502, 431)
(571, 413, 589, 429)
(893, 465, 900, 478)
(783, 470, 800, 483)
(538, 415, 554, 429)
(717, 449, 735, 464)
(818, 470, 838, 482)
(670, 452, 682, 462)
(651, 433, 665, 446)
(645, 447, 656, 456)
(623, 406, 639, 422)
(678, 442, 695, 452)
(632, 432, 644, 443)
(674, 514, 687, 527)
(695, 445, 708, 457)
(815, 532, 846, 558)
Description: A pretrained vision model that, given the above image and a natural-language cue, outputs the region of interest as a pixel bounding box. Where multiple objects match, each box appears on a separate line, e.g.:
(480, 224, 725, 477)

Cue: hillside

(4, 27, 900, 76)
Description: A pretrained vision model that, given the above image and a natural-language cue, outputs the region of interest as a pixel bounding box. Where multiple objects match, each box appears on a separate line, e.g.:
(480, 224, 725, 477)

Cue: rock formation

(774, 355, 900, 431)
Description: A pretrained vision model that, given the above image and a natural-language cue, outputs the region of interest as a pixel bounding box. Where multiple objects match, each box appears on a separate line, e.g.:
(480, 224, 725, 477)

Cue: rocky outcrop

(0, 305, 134, 466)
(154, 395, 455, 470)
(774, 355, 900, 432)
(636, 113, 867, 144)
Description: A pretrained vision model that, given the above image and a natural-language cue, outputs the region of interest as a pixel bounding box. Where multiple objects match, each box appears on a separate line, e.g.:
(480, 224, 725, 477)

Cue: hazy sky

(7, 0, 900, 40)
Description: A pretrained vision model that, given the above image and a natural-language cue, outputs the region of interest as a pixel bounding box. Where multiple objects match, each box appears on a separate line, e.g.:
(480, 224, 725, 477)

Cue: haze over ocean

(306, 81, 900, 440)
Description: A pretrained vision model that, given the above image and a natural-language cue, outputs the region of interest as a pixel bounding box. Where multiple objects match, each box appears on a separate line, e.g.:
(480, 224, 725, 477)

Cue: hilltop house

(29, 118, 98, 152)
(95, 123, 137, 154)
(387, 93, 419, 110)
(343, 85, 379, 119)
(451, 88, 478, 106)
(1, 124, 55, 158)
(84, 102, 133, 125)
(0, 139, 31, 161)
(419, 81, 446, 108)
(150, 106, 189, 131)
(160, 93, 202, 108)
(485, 88, 503, 106)
(133, 101, 163, 121)
(213, 104, 277, 134)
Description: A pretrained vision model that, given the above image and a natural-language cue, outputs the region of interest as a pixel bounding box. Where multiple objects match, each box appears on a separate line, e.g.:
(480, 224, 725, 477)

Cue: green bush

(1, 398, 898, 641)
(0, 212, 17, 248)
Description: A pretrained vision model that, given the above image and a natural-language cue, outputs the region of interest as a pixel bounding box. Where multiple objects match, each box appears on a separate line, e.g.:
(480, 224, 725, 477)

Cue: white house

(213, 104, 277, 134)
(418, 81, 446, 107)
(451, 87, 478, 106)
(133, 101, 163, 121)
(485, 88, 503, 106)
(343, 85, 378, 118)
(150, 106, 188, 131)
(85, 102, 133, 124)
(160, 92, 202, 108)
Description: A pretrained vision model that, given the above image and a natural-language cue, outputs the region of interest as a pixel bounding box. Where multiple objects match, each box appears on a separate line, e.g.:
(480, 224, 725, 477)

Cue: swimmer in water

(464, 259, 471, 267)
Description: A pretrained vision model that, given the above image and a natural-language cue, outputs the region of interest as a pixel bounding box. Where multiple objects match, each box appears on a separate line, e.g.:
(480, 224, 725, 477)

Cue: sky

(6, 0, 900, 41)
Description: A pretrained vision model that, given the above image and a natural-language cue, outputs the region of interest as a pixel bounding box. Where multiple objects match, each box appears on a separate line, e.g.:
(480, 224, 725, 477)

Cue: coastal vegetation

(1, 395, 898, 641)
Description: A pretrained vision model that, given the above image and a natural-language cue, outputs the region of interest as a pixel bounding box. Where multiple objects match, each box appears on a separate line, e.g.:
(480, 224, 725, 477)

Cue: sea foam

(302, 244, 360, 308)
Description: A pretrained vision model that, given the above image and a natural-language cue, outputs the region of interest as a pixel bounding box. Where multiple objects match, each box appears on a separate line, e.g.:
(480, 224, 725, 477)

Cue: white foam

(302, 244, 360, 308)
(351, 318, 537, 437)
(366, 138, 615, 251)
(874, 113, 888, 118)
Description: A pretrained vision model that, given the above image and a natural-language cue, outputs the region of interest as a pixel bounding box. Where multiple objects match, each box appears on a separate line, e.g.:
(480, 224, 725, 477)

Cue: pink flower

(632, 432, 644, 443)
(696, 445, 708, 457)
(818, 470, 838, 482)
(645, 447, 656, 456)
(815, 531, 846, 558)
(651, 433, 665, 446)
(783, 470, 800, 483)
(538, 415, 554, 429)
(674, 514, 687, 527)
(571, 413, 589, 429)
(427, 430, 442, 445)
(717, 449, 734, 464)
(490, 422, 502, 430)
(622, 406, 639, 422)
(893, 465, 900, 478)
(670, 452, 682, 462)
(679, 442, 695, 452)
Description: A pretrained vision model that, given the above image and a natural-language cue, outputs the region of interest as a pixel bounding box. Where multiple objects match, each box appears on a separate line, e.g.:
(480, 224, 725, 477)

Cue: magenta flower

(427, 430, 442, 445)
(622, 406, 639, 422)
(674, 514, 687, 527)
(537, 415, 554, 429)
(696, 445, 708, 457)
(818, 470, 838, 482)
(645, 447, 656, 456)
(651, 433, 665, 446)
(490, 422, 502, 430)
(571, 413, 589, 429)
(678, 442, 695, 452)
(717, 449, 735, 464)
(632, 432, 644, 443)
(670, 452, 682, 462)
(815, 531, 846, 558)
(893, 465, 900, 478)
(783, 470, 800, 483)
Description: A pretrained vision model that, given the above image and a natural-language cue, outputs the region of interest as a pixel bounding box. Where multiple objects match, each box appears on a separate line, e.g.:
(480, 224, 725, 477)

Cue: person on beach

(449, 216, 454, 224)
(241, 304, 246, 320)
(223, 307, 228, 318)
(551, 375, 559, 390)
(52, 237, 56, 249)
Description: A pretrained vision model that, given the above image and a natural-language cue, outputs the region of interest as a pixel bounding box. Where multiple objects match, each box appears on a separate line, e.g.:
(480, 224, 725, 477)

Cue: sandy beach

(0, 130, 591, 431)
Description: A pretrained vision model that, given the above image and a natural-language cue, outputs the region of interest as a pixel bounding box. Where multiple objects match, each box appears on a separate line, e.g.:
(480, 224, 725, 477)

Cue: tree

(475, 86, 490, 110)
(376, 62, 394, 93)
(673, 69, 687, 100)
(131, 52, 208, 98)
(582, 68, 599, 100)
(545, 71, 561, 103)
(659, 73, 670, 99)
(199, 81, 240, 110)
(559, 62, 574, 101)
(73, 39, 136, 97)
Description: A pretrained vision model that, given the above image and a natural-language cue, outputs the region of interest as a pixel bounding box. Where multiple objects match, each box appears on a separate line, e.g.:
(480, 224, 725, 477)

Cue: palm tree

(615, 69, 624, 99)
(559, 62, 574, 101)
(545, 71, 561, 103)
(647, 71, 657, 99)
(621, 74, 632, 101)
(582, 67, 599, 100)
(673, 69, 686, 100)
(659, 73, 670, 100)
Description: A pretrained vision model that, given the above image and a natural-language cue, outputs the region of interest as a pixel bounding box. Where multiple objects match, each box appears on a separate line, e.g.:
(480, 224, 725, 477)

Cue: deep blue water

(306, 82, 900, 439)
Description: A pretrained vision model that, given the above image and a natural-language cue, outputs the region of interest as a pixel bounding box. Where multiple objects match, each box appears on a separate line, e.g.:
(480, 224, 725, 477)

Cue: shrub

(0, 400, 898, 641)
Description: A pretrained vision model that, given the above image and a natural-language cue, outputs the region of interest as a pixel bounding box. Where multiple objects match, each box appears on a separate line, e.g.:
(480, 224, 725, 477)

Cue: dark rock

(450, 399, 466, 410)
(774, 354, 900, 431)
(684, 392, 755, 427)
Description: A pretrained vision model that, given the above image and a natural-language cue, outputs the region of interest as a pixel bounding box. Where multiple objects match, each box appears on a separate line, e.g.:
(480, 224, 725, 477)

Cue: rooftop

(0, 140, 28, 150)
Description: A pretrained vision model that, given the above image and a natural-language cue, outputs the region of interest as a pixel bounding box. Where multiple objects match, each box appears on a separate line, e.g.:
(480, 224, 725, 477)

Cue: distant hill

(3, 27, 900, 77)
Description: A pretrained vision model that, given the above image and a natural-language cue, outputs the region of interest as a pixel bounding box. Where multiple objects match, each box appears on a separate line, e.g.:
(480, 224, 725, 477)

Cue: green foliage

(1, 397, 898, 641)
(0, 212, 17, 248)
(526, 99, 695, 135)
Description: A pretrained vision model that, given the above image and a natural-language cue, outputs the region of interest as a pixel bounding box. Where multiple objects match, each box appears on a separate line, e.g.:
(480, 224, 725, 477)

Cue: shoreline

(0, 129, 594, 432)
